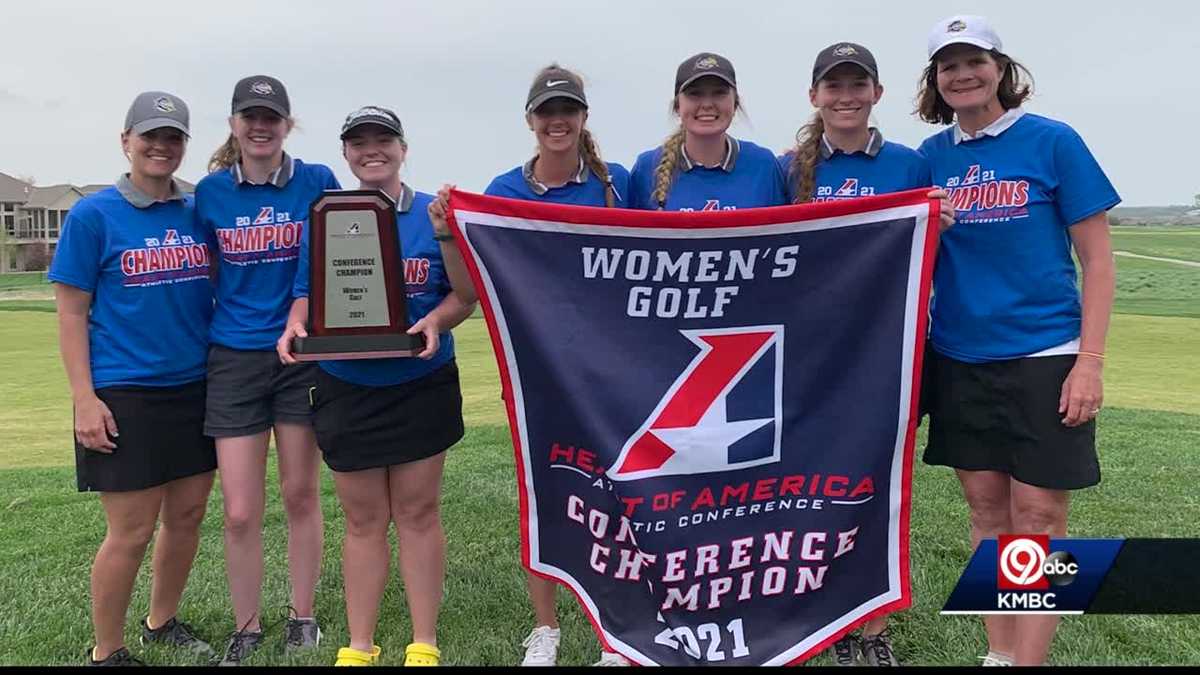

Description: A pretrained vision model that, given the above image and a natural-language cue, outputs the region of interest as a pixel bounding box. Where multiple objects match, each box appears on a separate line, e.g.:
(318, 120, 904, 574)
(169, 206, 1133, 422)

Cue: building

(0, 171, 195, 272)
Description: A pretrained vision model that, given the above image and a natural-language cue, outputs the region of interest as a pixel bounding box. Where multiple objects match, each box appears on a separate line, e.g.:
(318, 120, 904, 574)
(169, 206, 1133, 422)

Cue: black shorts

(311, 360, 465, 473)
(204, 345, 317, 437)
(76, 380, 217, 492)
(921, 348, 1100, 490)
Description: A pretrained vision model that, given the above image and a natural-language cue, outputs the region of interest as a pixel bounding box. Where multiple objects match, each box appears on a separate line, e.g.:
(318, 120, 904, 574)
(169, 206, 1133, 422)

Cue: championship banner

(448, 189, 938, 666)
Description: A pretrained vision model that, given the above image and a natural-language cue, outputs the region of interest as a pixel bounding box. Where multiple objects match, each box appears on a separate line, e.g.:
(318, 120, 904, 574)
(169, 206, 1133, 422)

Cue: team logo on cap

(250, 81, 275, 96)
(345, 106, 392, 123)
(947, 19, 967, 32)
(833, 44, 858, 56)
(695, 55, 719, 70)
(153, 96, 177, 113)
(346, 222, 361, 235)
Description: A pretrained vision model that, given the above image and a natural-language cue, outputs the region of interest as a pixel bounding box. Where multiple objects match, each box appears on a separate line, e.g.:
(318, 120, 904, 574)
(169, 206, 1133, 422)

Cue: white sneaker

(520, 626, 561, 666)
(593, 650, 631, 666)
(979, 651, 1014, 666)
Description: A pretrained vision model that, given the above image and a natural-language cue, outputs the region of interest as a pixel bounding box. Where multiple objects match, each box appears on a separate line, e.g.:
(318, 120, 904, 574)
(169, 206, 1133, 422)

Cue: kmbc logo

(997, 535, 1079, 590)
(609, 326, 783, 482)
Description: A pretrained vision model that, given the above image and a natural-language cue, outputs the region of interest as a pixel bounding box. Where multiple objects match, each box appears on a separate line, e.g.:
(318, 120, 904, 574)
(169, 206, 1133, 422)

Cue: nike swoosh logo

(546, 80, 568, 87)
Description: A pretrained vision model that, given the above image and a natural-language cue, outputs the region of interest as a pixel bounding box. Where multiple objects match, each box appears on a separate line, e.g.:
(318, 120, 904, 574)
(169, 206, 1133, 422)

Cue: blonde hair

(788, 114, 825, 204)
(651, 127, 686, 210)
(208, 134, 240, 173)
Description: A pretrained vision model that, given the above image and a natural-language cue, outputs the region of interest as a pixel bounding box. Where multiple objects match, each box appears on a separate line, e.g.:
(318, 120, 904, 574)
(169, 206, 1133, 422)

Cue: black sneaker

(861, 629, 900, 667)
(216, 630, 265, 667)
(140, 616, 215, 656)
(283, 616, 321, 653)
(87, 646, 145, 666)
(831, 632, 861, 666)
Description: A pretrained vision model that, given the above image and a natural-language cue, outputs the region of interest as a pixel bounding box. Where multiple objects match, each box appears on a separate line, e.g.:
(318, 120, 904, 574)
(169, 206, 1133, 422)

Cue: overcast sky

(1, 1, 1195, 205)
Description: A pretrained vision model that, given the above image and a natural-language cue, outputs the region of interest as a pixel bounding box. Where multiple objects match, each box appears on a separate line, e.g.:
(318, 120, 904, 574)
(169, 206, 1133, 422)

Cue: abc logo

(997, 535, 1078, 590)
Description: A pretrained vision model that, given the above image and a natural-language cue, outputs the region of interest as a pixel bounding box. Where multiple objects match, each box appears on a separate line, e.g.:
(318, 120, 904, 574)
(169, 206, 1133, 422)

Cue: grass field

(0, 233, 1198, 665)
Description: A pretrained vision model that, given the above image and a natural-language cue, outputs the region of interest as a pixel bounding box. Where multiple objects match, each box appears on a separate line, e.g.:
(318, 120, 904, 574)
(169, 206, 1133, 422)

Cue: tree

(1194, 193, 1200, 208)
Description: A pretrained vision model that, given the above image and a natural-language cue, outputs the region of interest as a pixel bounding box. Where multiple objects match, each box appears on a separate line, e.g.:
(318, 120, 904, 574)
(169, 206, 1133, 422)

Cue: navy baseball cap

(231, 75, 290, 117)
(812, 43, 879, 85)
(124, 91, 190, 137)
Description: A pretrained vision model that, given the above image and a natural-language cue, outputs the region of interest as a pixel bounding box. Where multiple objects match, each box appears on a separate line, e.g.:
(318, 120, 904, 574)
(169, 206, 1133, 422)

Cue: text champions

(581, 246, 800, 319)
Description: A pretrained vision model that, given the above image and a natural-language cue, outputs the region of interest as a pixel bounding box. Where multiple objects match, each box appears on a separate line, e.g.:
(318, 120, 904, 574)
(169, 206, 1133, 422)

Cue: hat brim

(812, 59, 879, 86)
(526, 91, 588, 113)
(340, 120, 404, 140)
(677, 72, 736, 94)
(929, 37, 997, 60)
(129, 118, 190, 137)
(233, 98, 289, 117)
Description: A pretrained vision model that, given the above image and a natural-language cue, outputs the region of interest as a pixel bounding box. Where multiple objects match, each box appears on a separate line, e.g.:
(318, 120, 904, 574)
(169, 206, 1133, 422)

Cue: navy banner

(448, 190, 938, 665)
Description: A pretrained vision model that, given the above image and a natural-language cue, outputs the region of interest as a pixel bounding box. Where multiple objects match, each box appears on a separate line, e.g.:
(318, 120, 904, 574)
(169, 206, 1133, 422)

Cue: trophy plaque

(291, 189, 425, 360)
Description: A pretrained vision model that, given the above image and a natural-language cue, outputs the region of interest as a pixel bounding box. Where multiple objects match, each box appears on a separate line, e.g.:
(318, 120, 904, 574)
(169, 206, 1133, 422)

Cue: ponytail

(651, 127, 686, 210)
(207, 134, 240, 173)
(578, 128, 615, 208)
(788, 113, 825, 204)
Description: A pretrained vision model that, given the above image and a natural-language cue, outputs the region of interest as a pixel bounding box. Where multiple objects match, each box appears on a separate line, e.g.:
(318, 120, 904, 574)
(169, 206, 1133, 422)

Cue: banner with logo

(448, 190, 938, 666)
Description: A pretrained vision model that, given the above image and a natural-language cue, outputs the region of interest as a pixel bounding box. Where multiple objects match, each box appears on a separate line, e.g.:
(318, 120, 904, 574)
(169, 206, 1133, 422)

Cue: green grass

(1111, 226, 1200, 263)
(1, 230, 1199, 665)
(0, 271, 48, 291)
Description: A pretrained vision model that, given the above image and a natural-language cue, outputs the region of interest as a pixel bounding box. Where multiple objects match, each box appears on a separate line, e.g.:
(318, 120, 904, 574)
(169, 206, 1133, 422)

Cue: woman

(629, 52, 787, 211)
(195, 75, 340, 665)
(917, 15, 1118, 667)
(50, 91, 216, 665)
(781, 42, 955, 667)
(428, 63, 631, 667)
(278, 105, 475, 667)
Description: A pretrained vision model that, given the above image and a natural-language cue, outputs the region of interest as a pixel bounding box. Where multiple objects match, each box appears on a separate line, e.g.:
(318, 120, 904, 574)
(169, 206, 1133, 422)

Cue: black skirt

(311, 360, 465, 473)
(75, 380, 216, 492)
(921, 348, 1100, 490)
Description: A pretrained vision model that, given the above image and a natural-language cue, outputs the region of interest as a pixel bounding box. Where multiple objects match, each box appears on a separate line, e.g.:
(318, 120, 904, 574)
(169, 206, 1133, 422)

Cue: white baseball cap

(927, 15, 1003, 60)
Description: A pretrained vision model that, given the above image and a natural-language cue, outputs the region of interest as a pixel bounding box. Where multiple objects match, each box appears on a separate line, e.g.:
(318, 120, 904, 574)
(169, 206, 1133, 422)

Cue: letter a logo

(609, 325, 784, 481)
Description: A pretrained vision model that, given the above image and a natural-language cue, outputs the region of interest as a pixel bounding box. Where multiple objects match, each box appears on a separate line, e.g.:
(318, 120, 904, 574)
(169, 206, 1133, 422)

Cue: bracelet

(434, 232, 455, 242)
(1077, 351, 1105, 360)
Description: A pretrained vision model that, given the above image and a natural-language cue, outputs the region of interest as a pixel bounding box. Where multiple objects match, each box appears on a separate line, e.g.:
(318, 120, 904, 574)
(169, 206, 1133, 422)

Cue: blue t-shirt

(48, 186, 214, 388)
(486, 160, 631, 207)
(918, 112, 1121, 362)
(196, 157, 340, 351)
(778, 140, 931, 203)
(628, 137, 787, 211)
(294, 187, 454, 387)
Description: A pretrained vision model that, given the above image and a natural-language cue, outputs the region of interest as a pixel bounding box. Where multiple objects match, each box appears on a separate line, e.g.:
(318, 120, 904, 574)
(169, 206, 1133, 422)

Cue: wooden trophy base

(291, 333, 427, 361)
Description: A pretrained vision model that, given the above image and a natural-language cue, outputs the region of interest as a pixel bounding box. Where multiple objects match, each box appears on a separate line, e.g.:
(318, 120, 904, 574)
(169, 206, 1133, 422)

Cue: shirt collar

(953, 107, 1026, 144)
(521, 155, 588, 195)
(819, 127, 884, 160)
(395, 183, 415, 213)
(231, 152, 295, 187)
(115, 174, 186, 209)
(680, 135, 739, 172)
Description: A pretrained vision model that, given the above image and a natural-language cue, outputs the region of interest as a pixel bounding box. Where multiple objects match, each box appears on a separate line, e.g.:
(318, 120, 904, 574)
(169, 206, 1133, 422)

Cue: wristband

(434, 232, 455, 242)
(1077, 351, 1105, 360)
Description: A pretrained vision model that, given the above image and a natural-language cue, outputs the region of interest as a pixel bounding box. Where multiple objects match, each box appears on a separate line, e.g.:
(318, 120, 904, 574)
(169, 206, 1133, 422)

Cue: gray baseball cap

(812, 42, 879, 85)
(340, 105, 405, 140)
(675, 52, 737, 94)
(124, 91, 190, 137)
(526, 66, 588, 113)
(232, 75, 290, 117)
